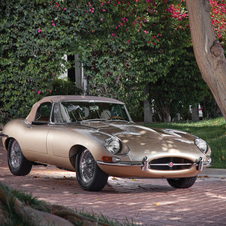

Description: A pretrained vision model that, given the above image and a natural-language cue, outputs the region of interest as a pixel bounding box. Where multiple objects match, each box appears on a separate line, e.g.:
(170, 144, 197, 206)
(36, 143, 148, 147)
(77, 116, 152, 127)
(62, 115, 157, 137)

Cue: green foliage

(78, 0, 204, 117)
(51, 78, 82, 96)
(0, 182, 48, 211)
(201, 90, 222, 119)
(149, 47, 209, 122)
(0, 0, 223, 124)
(0, 0, 93, 123)
(76, 209, 137, 226)
(0, 0, 62, 122)
(0, 183, 27, 226)
(0, 0, 164, 122)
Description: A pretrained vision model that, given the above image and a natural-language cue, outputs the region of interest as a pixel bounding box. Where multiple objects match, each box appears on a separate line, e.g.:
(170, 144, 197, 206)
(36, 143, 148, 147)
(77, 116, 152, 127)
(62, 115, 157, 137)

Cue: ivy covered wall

(0, 0, 215, 123)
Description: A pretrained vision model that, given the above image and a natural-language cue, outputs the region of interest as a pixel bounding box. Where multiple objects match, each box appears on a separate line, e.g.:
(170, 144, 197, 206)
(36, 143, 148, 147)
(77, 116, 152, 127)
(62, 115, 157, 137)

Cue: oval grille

(150, 157, 193, 170)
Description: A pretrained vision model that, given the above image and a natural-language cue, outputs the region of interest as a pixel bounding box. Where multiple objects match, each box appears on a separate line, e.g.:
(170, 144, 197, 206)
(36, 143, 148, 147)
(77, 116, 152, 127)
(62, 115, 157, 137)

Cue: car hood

(72, 122, 200, 161)
(82, 122, 195, 142)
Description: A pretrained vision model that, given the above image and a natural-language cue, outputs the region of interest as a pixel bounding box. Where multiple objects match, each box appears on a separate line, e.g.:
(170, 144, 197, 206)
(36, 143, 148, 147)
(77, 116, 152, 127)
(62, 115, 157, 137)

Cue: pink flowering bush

(0, 0, 225, 123)
(210, 0, 226, 48)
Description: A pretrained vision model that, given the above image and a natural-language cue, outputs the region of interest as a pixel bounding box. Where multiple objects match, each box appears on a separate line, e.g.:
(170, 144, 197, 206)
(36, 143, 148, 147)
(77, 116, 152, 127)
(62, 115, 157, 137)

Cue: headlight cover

(194, 138, 208, 155)
(104, 137, 121, 155)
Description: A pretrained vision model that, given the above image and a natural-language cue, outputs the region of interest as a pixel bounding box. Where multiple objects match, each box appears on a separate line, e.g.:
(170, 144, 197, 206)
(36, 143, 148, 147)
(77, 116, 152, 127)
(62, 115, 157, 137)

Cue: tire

(75, 148, 108, 191)
(167, 176, 197, 189)
(8, 139, 33, 176)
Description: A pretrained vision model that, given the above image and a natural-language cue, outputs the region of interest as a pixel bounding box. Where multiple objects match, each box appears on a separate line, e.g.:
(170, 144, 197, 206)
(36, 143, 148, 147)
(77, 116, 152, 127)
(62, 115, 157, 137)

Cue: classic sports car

(1, 95, 211, 191)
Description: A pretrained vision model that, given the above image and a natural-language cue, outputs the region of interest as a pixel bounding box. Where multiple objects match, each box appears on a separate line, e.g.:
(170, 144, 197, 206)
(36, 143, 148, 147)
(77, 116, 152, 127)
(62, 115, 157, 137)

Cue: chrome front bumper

(97, 156, 212, 172)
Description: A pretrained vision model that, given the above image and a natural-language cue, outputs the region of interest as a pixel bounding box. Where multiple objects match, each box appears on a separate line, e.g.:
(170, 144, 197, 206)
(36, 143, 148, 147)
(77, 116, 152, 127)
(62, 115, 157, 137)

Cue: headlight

(104, 137, 121, 155)
(194, 138, 208, 154)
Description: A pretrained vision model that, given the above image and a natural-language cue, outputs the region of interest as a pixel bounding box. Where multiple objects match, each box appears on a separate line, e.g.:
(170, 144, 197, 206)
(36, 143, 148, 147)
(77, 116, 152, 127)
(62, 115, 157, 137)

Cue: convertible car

(1, 95, 211, 191)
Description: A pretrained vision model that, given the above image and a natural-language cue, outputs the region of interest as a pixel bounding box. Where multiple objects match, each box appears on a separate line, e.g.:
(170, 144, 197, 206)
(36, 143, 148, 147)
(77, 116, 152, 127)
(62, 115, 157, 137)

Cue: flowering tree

(146, 1, 208, 121)
(210, 0, 226, 46)
(78, 0, 209, 120)
(2, 0, 192, 122)
(186, 0, 226, 122)
(82, 0, 225, 122)
(0, 0, 225, 124)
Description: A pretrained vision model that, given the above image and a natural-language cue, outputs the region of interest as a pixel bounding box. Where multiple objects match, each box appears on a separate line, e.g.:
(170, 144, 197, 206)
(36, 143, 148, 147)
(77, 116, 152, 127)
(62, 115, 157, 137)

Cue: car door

(24, 102, 53, 154)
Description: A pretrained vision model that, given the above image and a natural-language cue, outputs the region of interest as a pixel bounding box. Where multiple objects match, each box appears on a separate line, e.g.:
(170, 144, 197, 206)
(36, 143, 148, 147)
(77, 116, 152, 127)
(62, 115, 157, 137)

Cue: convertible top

(26, 95, 124, 123)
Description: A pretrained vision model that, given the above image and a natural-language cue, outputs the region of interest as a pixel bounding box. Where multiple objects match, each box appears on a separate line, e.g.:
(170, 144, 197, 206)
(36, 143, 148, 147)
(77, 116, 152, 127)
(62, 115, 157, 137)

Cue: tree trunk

(186, 0, 226, 122)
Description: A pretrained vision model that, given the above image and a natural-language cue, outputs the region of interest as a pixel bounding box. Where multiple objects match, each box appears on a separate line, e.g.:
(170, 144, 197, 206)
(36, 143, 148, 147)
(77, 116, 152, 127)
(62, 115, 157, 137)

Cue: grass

(76, 209, 138, 226)
(0, 184, 26, 226)
(0, 183, 48, 226)
(144, 117, 226, 168)
(0, 183, 138, 226)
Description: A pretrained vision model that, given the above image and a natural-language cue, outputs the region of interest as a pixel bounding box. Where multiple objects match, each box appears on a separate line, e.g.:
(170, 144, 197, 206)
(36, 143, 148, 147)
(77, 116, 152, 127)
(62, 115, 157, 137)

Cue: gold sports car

(1, 95, 211, 191)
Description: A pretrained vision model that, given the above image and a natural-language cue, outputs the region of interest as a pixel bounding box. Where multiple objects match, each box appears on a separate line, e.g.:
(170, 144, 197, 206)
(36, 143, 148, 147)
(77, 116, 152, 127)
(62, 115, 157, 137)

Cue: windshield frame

(49, 100, 133, 124)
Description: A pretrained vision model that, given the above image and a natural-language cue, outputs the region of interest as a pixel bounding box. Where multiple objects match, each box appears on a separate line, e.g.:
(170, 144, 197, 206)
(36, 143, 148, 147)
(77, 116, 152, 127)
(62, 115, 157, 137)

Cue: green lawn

(144, 117, 226, 169)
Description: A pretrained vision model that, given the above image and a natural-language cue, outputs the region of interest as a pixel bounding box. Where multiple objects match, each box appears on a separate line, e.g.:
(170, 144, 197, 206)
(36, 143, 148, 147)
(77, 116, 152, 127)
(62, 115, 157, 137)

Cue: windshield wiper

(108, 119, 129, 122)
(81, 118, 107, 123)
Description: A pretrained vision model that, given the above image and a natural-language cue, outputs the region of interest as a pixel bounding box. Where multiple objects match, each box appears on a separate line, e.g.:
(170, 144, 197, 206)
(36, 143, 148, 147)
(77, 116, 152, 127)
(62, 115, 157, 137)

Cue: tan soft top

(26, 95, 124, 123)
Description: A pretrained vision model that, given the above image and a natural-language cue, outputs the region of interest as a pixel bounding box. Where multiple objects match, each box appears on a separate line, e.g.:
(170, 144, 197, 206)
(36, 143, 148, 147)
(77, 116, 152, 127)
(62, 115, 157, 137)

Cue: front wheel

(8, 139, 33, 176)
(167, 176, 197, 189)
(75, 148, 108, 191)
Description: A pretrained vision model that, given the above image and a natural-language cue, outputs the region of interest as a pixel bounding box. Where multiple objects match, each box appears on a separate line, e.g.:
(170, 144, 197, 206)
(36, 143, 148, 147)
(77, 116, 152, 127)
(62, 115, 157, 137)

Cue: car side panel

(2, 119, 26, 150)
(47, 126, 111, 163)
(2, 120, 73, 170)
(23, 124, 51, 154)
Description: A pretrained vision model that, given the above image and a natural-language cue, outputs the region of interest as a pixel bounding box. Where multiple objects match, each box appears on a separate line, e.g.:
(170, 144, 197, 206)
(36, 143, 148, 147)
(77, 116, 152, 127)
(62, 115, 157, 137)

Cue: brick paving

(1, 146, 226, 225)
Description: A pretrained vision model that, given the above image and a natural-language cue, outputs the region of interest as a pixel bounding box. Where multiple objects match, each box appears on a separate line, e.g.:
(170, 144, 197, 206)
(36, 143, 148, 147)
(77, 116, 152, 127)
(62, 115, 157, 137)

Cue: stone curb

(200, 168, 226, 179)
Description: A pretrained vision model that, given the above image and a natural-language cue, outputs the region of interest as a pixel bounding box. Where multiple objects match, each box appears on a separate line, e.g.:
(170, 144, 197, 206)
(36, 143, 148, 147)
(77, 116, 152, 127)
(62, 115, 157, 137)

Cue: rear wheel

(8, 139, 32, 176)
(75, 148, 108, 191)
(167, 176, 197, 188)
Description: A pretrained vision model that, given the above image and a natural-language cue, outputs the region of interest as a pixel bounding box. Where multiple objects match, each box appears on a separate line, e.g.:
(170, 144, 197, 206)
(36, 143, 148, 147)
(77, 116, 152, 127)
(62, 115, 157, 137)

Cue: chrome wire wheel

(10, 140, 22, 170)
(8, 139, 32, 176)
(76, 148, 109, 191)
(79, 149, 95, 183)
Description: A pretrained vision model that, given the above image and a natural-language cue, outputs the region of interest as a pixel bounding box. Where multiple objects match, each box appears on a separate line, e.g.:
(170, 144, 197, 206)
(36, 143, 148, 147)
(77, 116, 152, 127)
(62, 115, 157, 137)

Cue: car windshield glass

(52, 101, 130, 123)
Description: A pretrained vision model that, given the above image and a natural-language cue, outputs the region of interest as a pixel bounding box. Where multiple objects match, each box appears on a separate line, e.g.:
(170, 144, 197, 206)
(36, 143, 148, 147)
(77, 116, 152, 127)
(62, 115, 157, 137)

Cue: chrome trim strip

(142, 156, 149, 171)
(150, 163, 193, 166)
(197, 157, 204, 171)
(193, 162, 211, 167)
(96, 160, 142, 167)
(97, 159, 211, 170)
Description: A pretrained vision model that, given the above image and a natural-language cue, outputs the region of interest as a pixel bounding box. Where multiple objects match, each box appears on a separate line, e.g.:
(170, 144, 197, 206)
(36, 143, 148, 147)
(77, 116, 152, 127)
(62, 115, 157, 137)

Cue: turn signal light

(101, 156, 112, 162)
(101, 156, 120, 163)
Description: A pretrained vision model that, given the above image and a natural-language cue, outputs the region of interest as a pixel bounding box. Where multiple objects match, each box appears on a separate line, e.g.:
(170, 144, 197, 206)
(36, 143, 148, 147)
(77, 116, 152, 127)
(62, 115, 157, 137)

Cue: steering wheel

(108, 116, 126, 121)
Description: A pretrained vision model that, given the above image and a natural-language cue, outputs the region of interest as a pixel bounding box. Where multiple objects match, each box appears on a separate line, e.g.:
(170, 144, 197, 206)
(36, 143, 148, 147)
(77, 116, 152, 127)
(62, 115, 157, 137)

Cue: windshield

(52, 101, 131, 123)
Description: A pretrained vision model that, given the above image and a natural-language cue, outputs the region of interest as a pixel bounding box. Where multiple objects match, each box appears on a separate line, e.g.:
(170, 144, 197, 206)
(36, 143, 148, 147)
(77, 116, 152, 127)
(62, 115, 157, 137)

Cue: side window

(111, 104, 129, 121)
(35, 102, 52, 122)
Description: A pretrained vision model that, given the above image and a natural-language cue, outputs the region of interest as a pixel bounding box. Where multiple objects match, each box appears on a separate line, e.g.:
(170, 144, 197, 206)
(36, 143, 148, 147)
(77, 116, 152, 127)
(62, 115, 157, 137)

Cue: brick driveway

(1, 147, 226, 226)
